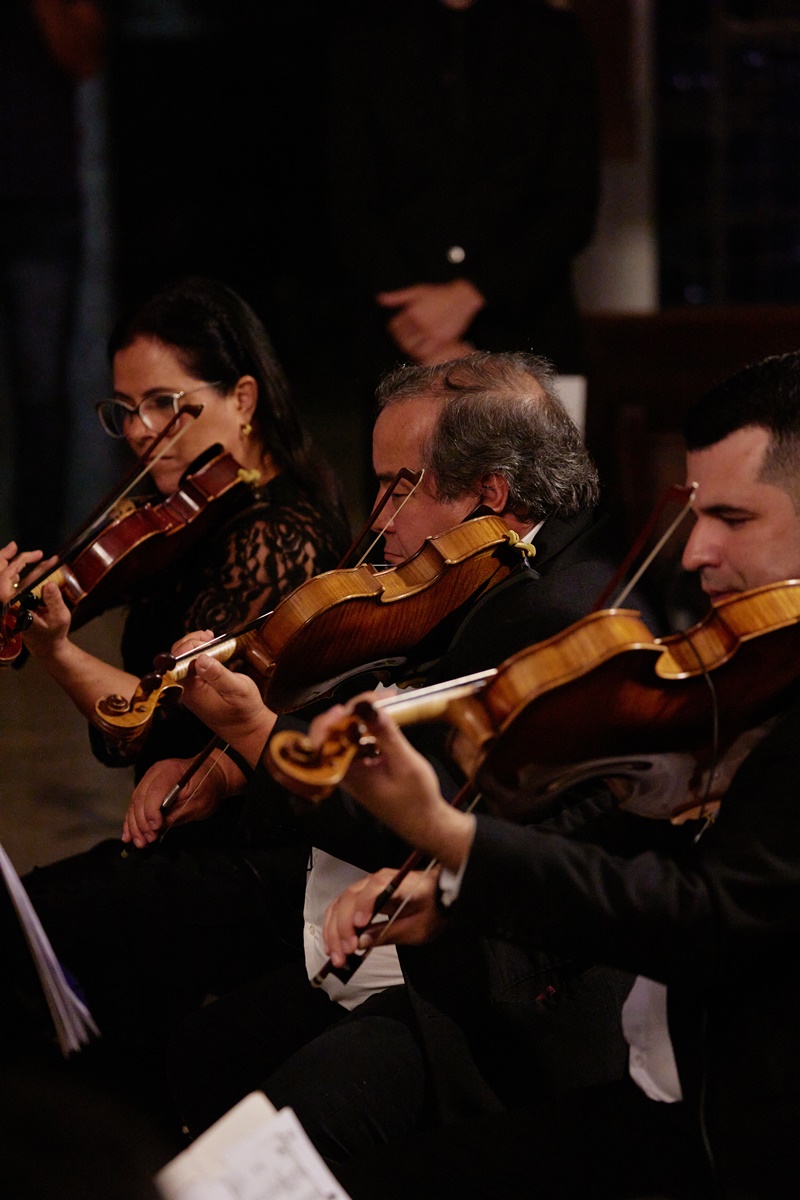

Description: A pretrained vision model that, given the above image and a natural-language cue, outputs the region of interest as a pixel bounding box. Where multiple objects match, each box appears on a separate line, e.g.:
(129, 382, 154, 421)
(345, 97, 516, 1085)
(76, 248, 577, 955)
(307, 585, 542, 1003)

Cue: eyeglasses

(95, 381, 222, 439)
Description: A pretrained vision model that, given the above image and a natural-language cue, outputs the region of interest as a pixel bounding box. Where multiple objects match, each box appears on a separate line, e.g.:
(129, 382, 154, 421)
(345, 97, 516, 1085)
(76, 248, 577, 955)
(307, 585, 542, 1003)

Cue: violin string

(168, 618, 268, 666)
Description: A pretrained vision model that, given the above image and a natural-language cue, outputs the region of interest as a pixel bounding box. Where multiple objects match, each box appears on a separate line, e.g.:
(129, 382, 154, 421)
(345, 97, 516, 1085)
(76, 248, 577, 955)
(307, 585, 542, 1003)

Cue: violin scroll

(268, 706, 379, 802)
(92, 628, 250, 746)
(94, 677, 185, 754)
(0, 563, 68, 667)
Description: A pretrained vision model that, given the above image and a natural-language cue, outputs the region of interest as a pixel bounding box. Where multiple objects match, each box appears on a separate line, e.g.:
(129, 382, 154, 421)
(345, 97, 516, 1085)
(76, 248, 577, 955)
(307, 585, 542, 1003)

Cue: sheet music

(157, 1094, 351, 1200)
(0, 841, 99, 1055)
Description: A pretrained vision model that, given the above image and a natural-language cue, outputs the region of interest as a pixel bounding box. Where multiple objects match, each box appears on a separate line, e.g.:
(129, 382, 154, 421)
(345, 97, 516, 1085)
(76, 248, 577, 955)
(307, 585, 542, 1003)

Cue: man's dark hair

(684, 350, 800, 506)
(375, 351, 599, 523)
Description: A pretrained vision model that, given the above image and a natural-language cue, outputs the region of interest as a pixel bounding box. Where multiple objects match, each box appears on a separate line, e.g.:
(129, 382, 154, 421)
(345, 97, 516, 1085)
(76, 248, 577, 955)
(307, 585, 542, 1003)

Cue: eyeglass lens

(96, 393, 181, 438)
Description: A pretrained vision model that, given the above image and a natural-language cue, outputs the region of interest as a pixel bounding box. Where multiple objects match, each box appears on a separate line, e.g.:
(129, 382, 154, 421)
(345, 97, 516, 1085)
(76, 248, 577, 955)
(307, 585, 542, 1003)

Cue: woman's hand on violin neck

(0, 541, 48, 604)
(122, 751, 242, 848)
(21, 579, 72, 657)
(322, 867, 447, 967)
(181, 653, 276, 765)
(307, 697, 475, 870)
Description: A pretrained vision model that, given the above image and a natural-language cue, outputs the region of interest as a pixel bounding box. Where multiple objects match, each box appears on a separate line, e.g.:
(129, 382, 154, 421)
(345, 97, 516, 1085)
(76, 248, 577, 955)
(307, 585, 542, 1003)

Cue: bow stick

(147, 468, 427, 818)
(13, 405, 205, 612)
(312, 777, 479, 988)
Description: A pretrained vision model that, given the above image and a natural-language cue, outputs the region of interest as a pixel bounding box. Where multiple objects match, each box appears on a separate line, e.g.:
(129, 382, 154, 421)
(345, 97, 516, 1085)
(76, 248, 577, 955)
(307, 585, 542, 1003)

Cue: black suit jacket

(248, 508, 657, 1120)
(455, 690, 800, 1197)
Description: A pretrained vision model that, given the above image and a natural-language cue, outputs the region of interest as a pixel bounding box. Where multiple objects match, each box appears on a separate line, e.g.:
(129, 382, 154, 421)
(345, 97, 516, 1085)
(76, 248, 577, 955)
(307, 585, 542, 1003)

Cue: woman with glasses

(21, 274, 350, 776)
(13, 276, 350, 1133)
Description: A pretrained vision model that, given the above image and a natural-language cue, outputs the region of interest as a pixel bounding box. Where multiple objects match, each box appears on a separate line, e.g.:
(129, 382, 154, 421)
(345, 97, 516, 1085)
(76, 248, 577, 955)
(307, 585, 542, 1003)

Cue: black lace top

(91, 472, 349, 777)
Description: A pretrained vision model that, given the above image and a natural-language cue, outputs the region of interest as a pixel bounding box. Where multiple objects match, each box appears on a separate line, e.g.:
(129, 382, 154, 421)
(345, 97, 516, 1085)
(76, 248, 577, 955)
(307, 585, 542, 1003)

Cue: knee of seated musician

(479, 963, 635, 1104)
(263, 1008, 428, 1165)
(332, 1105, 562, 1200)
(166, 959, 346, 1138)
(23, 841, 304, 1036)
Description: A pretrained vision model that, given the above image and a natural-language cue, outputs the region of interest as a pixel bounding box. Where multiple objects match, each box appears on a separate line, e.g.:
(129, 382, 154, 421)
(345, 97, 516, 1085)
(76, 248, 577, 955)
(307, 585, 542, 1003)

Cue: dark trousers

(335, 1073, 711, 1200)
(167, 963, 428, 1159)
(22, 830, 307, 1139)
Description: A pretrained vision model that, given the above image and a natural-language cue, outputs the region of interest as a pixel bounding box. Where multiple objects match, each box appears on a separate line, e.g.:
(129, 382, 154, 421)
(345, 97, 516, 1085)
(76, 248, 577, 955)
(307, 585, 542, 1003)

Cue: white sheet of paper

(157, 1095, 350, 1200)
(0, 840, 98, 1055)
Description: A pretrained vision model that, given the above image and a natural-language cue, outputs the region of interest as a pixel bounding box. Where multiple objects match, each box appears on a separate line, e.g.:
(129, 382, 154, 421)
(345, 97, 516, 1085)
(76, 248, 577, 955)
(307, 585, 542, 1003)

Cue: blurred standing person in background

(0, 0, 107, 551)
(321, 0, 600, 509)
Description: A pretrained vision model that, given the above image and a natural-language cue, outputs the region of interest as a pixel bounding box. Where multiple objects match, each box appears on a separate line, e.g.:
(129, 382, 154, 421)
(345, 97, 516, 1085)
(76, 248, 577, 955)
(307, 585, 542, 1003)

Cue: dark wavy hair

(108, 276, 347, 523)
(684, 350, 800, 508)
(376, 351, 599, 522)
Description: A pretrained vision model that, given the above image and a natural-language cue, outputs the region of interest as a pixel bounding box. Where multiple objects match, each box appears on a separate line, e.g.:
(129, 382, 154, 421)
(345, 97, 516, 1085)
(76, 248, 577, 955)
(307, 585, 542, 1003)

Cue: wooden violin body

(0, 603, 35, 665)
(55, 448, 253, 626)
(456, 581, 800, 821)
(257, 513, 526, 710)
(268, 579, 800, 823)
(93, 513, 530, 751)
(0, 448, 254, 665)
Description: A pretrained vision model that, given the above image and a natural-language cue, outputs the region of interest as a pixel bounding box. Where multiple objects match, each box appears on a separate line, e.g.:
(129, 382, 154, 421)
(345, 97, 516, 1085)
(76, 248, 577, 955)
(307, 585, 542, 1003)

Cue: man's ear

(233, 374, 258, 423)
(477, 473, 511, 514)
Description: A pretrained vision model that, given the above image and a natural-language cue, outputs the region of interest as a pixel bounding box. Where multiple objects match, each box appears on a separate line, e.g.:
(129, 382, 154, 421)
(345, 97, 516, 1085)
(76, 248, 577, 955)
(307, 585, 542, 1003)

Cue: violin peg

(152, 652, 176, 675)
(139, 672, 163, 697)
(355, 734, 380, 760)
(352, 699, 379, 724)
(96, 693, 131, 718)
(15, 608, 33, 632)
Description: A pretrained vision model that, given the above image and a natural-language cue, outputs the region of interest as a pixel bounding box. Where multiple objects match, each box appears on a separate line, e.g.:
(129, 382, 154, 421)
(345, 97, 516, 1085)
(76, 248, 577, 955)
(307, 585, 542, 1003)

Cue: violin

(267, 578, 800, 823)
(0, 445, 257, 665)
(92, 513, 534, 753)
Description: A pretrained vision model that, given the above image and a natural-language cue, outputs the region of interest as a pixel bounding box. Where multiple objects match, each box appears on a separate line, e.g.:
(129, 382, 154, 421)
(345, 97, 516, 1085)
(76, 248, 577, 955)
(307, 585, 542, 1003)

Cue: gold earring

(241, 421, 253, 437)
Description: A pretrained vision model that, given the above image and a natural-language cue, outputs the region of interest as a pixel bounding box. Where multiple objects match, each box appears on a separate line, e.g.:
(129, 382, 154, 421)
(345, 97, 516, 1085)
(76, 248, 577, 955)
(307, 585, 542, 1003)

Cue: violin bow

(338, 467, 425, 568)
(591, 480, 724, 833)
(148, 466, 428, 815)
(14, 406, 205, 608)
(118, 735, 231, 856)
(158, 735, 228, 815)
(312, 779, 480, 989)
(152, 467, 427, 676)
(591, 482, 698, 613)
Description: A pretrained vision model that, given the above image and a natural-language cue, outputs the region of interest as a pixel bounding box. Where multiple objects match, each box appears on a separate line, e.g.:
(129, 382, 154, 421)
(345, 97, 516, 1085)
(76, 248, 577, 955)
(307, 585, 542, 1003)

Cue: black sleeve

(455, 704, 800, 984)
